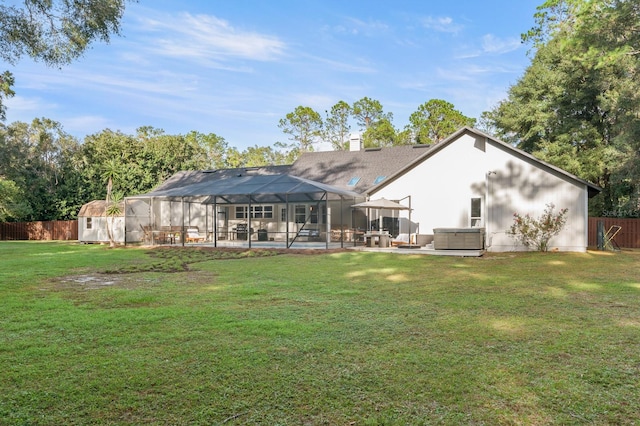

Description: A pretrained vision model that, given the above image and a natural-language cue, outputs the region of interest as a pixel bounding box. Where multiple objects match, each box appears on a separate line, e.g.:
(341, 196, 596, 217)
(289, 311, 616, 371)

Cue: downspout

(485, 171, 496, 249)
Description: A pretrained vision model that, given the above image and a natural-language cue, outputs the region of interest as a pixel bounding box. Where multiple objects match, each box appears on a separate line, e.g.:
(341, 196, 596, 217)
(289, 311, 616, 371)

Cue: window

(307, 205, 328, 224)
(252, 205, 273, 219)
(281, 208, 287, 222)
(347, 177, 361, 186)
(295, 205, 306, 223)
(86, 218, 92, 230)
(235, 206, 247, 219)
(471, 198, 482, 227)
(235, 205, 273, 219)
(253, 206, 273, 219)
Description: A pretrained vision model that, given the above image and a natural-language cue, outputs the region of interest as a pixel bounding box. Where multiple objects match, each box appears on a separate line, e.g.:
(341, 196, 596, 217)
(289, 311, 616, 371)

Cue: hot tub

(433, 228, 485, 250)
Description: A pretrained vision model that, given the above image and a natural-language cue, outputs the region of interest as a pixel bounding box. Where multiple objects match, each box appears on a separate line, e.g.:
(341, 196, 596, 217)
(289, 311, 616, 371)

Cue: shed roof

(78, 200, 125, 217)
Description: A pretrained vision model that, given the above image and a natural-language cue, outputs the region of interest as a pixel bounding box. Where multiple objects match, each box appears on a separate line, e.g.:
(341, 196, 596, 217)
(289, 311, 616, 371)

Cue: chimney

(349, 133, 362, 151)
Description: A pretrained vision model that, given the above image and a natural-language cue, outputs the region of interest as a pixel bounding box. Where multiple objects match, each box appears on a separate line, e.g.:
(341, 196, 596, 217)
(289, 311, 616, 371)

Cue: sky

(3, 0, 541, 151)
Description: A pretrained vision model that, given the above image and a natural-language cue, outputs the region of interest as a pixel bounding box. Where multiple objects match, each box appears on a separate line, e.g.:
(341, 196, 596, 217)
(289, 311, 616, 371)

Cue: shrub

(508, 203, 569, 251)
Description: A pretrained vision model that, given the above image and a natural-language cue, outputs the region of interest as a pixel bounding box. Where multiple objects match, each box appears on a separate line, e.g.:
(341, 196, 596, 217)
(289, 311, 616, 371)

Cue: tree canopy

(281, 97, 472, 150)
(0, 121, 291, 221)
(485, 0, 640, 216)
(277, 106, 323, 152)
(323, 101, 352, 151)
(408, 99, 476, 144)
(0, 0, 134, 118)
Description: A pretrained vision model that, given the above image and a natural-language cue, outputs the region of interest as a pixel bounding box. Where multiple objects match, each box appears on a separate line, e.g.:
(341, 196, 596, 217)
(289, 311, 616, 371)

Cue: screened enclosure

(124, 172, 365, 248)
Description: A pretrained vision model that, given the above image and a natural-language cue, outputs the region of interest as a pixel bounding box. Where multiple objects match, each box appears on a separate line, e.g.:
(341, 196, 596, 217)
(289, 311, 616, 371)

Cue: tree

(323, 101, 351, 150)
(486, 0, 640, 216)
(278, 106, 323, 152)
(0, 177, 31, 221)
(0, 118, 80, 220)
(0, 0, 134, 118)
(352, 97, 392, 131)
(105, 191, 123, 248)
(362, 118, 398, 148)
(0, 71, 14, 120)
(101, 158, 121, 247)
(185, 131, 228, 169)
(408, 99, 476, 144)
(79, 127, 210, 203)
(224, 142, 299, 168)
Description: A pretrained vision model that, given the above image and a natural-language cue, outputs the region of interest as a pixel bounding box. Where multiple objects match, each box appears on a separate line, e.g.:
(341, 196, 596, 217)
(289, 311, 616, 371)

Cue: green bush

(508, 203, 568, 251)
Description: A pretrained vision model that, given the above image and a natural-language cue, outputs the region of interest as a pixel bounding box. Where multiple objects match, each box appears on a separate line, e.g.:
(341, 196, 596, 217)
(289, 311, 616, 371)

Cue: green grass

(1, 242, 639, 425)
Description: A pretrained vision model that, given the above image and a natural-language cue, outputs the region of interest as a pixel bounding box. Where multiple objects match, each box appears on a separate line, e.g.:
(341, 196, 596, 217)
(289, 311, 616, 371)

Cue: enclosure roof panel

(132, 172, 362, 203)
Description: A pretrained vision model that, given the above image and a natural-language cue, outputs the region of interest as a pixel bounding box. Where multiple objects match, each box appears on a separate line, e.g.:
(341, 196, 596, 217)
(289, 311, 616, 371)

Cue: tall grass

(1, 242, 639, 424)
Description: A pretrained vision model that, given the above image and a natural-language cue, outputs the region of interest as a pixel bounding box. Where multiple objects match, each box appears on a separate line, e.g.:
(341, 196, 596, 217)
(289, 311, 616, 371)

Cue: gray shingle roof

(289, 145, 431, 193)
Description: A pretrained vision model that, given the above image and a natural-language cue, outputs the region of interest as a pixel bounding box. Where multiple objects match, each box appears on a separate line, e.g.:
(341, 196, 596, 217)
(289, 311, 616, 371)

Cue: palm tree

(105, 191, 123, 248)
(102, 159, 122, 247)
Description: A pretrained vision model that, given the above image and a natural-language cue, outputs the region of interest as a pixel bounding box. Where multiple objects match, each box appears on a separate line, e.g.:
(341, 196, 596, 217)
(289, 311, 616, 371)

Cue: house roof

(368, 127, 602, 197)
(134, 127, 601, 203)
(289, 145, 431, 193)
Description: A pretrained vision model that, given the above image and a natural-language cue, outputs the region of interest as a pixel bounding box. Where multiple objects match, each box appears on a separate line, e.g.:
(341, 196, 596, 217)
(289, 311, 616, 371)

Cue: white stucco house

(122, 127, 600, 252)
(362, 127, 600, 251)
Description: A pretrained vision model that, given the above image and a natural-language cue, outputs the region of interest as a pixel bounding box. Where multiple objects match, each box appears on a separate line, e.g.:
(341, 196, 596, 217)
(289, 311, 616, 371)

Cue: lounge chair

(391, 233, 410, 246)
(186, 227, 206, 243)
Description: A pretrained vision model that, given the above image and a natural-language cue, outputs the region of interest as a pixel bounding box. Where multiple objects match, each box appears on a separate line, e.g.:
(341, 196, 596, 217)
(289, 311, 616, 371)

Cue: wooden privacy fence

(588, 217, 640, 249)
(0, 220, 78, 241)
(1, 218, 638, 248)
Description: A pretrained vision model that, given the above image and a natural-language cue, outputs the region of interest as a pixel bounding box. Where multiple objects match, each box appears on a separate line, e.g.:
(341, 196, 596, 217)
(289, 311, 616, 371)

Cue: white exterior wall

(78, 216, 125, 243)
(371, 132, 589, 252)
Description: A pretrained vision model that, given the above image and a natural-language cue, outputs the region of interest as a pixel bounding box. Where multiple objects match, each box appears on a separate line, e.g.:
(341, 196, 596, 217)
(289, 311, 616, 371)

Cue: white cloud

(137, 12, 287, 63)
(340, 17, 390, 36)
(420, 16, 463, 34)
(302, 53, 377, 74)
(4, 95, 52, 113)
(481, 34, 522, 54)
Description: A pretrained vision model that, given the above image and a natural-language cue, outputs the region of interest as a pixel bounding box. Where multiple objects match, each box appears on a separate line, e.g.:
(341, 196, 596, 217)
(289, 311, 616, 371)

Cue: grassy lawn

(1, 242, 639, 425)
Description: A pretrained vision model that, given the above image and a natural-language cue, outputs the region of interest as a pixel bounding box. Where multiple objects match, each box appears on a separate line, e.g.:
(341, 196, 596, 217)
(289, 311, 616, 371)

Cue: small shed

(78, 200, 125, 244)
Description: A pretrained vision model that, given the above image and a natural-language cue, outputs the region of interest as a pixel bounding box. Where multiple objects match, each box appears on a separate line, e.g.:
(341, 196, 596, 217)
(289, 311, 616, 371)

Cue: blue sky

(4, 0, 541, 150)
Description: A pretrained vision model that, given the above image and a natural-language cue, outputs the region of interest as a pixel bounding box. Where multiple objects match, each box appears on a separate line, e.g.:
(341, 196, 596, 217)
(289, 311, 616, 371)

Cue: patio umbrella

(351, 198, 410, 210)
(351, 198, 411, 234)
